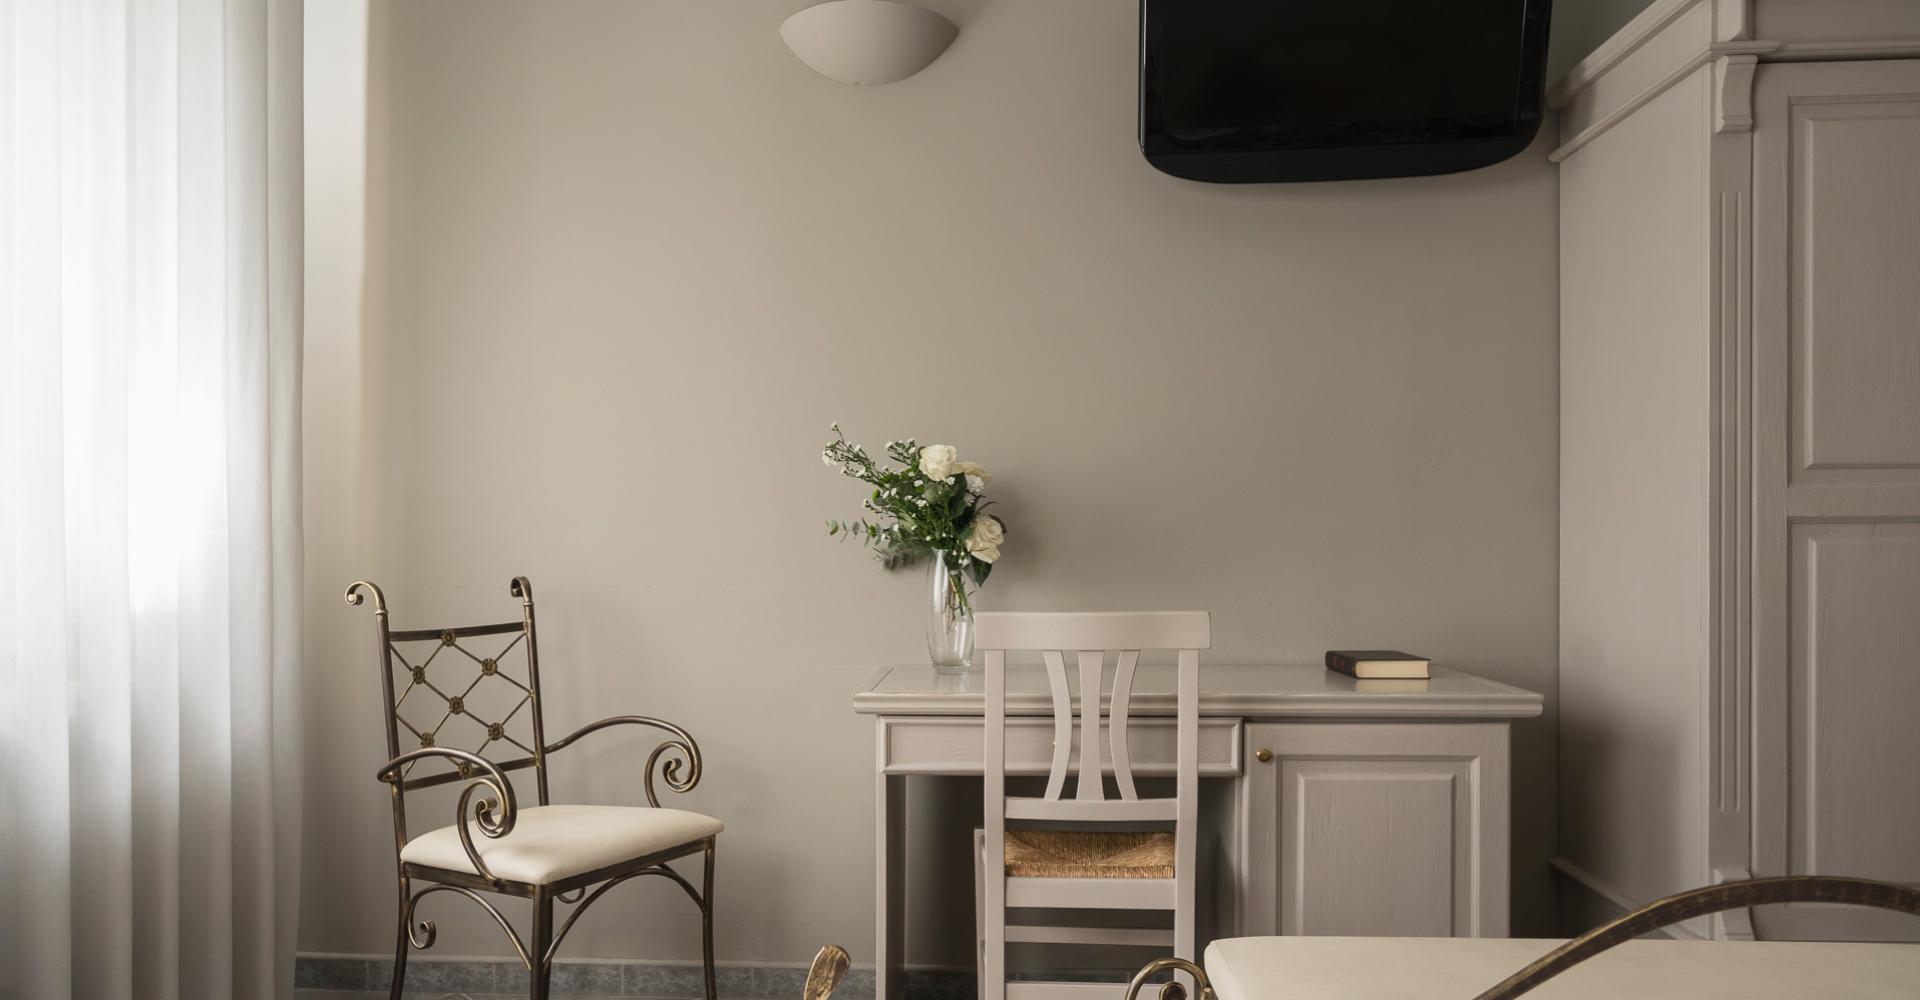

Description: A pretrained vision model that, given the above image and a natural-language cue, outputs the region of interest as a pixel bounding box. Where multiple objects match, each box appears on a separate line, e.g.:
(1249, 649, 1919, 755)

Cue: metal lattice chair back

(347, 575, 720, 1000)
(348, 577, 554, 805)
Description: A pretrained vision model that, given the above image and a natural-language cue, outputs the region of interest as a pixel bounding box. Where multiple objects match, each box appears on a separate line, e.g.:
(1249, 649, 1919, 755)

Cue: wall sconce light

(780, 0, 959, 86)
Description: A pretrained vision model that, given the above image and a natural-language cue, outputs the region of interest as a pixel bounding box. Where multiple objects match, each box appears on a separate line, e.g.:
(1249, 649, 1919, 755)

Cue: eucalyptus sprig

(822, 424, 1005, 591)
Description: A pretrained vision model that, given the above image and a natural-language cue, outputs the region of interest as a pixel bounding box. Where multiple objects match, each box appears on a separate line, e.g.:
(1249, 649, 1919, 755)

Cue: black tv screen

(1140, 0, 1552, 183)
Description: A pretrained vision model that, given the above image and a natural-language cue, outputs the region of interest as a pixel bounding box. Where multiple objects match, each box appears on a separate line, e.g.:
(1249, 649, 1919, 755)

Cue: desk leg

(876, 720, 905, 1000)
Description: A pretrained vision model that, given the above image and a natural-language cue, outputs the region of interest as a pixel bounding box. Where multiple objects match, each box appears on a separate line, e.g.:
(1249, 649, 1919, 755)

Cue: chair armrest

(1472, 875, 1920, 1000)
(376, 747, 519, 885)
(1124, 957, 1214, 1000)
(546, 715, 704, 807)
(804, 945, 852, 1000)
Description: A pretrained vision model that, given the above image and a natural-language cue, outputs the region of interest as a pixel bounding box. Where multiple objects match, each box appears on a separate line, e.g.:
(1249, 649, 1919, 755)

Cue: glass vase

(926, 549, 974, 671)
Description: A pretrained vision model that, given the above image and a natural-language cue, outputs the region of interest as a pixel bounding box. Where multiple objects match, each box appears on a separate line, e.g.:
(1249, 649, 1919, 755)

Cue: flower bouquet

(823, 425, 1005, 668)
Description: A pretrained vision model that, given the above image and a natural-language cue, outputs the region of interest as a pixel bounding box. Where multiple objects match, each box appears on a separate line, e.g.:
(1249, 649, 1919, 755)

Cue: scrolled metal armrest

(546, 714, 704, 807)
(1472, 875, 1920, 1000)
(1124, 958, 1214, 1000)
(376, 747, 519, 884)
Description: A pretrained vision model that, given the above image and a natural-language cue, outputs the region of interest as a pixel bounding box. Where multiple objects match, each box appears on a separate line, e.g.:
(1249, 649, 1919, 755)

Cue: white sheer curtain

(0, 1, 303, 999)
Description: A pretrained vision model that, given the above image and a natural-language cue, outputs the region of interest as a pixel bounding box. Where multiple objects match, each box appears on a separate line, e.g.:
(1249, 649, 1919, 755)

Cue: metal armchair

(1119, 875, 1920, 1000)
(348, 577, 720, 1000)
(1470, 876, 1920, 1000)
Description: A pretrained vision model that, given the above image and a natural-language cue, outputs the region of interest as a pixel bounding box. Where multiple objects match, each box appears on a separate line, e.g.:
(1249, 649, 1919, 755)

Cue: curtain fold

(0, 1, 304, 998)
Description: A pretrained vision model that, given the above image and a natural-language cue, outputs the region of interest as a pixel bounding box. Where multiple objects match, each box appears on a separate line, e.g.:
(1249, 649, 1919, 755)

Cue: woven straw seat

(1002, 830, 1175, 879)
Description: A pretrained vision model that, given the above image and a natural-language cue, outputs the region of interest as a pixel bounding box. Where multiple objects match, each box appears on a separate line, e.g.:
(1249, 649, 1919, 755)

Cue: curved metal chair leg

(1124, 957, 1214, 1000)
(389, 878, 411, 1000)
(702, 839, 719, 1000)
(1474, 875, 1920, 1000)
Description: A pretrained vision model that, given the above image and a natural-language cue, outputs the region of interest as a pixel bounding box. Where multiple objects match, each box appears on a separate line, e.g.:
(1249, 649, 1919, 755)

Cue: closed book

(1326, 649, 1430, 679)
(1352, 678, 1431, 693)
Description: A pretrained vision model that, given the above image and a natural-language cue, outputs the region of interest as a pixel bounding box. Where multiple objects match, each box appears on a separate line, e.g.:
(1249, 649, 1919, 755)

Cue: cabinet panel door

(1788, 97, 1920, 481)
(1239, 722, 1508, 938)
(1790, 524, 1920, 886)
(1753, 59, 1920, 943)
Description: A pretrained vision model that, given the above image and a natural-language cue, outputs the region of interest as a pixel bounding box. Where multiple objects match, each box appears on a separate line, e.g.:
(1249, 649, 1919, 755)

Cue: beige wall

(1548, 0, 1659, 81)
(301, 0, 1562, 966)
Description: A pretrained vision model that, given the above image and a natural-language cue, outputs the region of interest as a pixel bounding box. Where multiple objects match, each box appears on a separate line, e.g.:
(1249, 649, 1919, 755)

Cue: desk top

(1205, 936, 1920, 1000)
(852, 663, 1542, 720)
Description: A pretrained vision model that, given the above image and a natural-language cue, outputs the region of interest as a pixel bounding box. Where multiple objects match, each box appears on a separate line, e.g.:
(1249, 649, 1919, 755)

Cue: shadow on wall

(1554, 708, 1687, 936)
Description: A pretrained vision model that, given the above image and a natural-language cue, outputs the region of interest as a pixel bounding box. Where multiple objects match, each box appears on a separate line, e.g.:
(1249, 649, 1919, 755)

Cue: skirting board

(1548, 856, 1704, 940)
(296, 955, 1135, 999)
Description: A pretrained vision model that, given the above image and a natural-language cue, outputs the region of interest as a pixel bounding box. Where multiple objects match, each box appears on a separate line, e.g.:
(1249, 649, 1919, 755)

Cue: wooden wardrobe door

(1752, 59, 1920, 942)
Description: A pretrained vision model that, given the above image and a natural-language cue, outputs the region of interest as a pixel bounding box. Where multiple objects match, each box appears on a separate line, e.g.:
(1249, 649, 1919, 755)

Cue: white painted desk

(1204, 936, 1920, 1000)
(854, 664, 1544, 1000)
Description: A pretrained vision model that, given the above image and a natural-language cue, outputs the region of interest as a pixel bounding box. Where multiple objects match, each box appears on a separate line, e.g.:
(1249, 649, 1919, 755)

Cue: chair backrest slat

(1074, 650, 1106, 801)
(1005, 798, 1177, 822)
(976, 611, 1209, 655)
(1040, 649, 1074, 801)
(1109, 649, 1140, 801)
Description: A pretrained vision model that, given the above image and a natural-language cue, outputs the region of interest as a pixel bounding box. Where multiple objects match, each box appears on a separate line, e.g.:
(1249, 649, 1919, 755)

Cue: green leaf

(969, 560, 993, 587)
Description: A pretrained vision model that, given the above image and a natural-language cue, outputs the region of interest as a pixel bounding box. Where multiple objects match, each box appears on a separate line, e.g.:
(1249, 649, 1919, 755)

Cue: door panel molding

(1752, 59, 1920, 942)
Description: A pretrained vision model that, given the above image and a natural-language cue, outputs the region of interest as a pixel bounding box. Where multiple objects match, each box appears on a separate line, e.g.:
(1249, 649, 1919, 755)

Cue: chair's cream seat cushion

(402, 804, 722, 884)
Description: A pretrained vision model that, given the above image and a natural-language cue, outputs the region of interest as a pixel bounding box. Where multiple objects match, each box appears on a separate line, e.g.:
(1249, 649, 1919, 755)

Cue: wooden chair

(976, 611, 1211, 1000)
(347, 577, 721, 1000)
(1118, 875, 1920, 1000)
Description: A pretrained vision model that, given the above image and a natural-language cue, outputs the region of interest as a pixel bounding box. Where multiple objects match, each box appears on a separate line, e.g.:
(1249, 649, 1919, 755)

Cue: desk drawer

(879, 716, 1243, 776)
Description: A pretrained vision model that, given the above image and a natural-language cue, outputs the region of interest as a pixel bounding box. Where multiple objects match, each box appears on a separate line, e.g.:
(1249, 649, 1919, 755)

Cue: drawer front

(880, 716, 1243, 776)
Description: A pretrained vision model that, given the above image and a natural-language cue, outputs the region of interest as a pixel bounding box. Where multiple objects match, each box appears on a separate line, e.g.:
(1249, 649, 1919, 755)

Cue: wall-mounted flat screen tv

(1140, 0, 1553, 183)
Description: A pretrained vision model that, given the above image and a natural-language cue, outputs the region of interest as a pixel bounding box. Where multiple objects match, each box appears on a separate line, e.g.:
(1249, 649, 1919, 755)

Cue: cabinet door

(1752, 59, 1920, 942)
(1239, 722, 1509, 938)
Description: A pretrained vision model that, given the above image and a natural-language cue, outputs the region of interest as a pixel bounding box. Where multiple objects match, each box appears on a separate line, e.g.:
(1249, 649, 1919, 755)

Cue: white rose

(965, 515, 1004, 563)
(951, 461, 990, 494)
(918, 445, 958, 480)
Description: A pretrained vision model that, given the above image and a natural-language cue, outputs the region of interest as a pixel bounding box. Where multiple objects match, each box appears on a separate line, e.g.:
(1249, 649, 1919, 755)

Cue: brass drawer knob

(1255, 747, 1273, 763)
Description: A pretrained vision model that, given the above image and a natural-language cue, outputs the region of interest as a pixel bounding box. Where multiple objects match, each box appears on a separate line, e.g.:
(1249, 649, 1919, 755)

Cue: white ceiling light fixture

(780, 0, 959, 86)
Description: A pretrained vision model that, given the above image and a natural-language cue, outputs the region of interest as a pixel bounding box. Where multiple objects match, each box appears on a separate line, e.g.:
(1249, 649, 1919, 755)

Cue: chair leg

(983, 848, 1005, 1000)
(973, 830, 986, 1000)
(529, 887, 554, 1000)
(701, 839, 718, 1000)
(1173, 865, 1196, 997)
(389, 879, 410, 1000)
